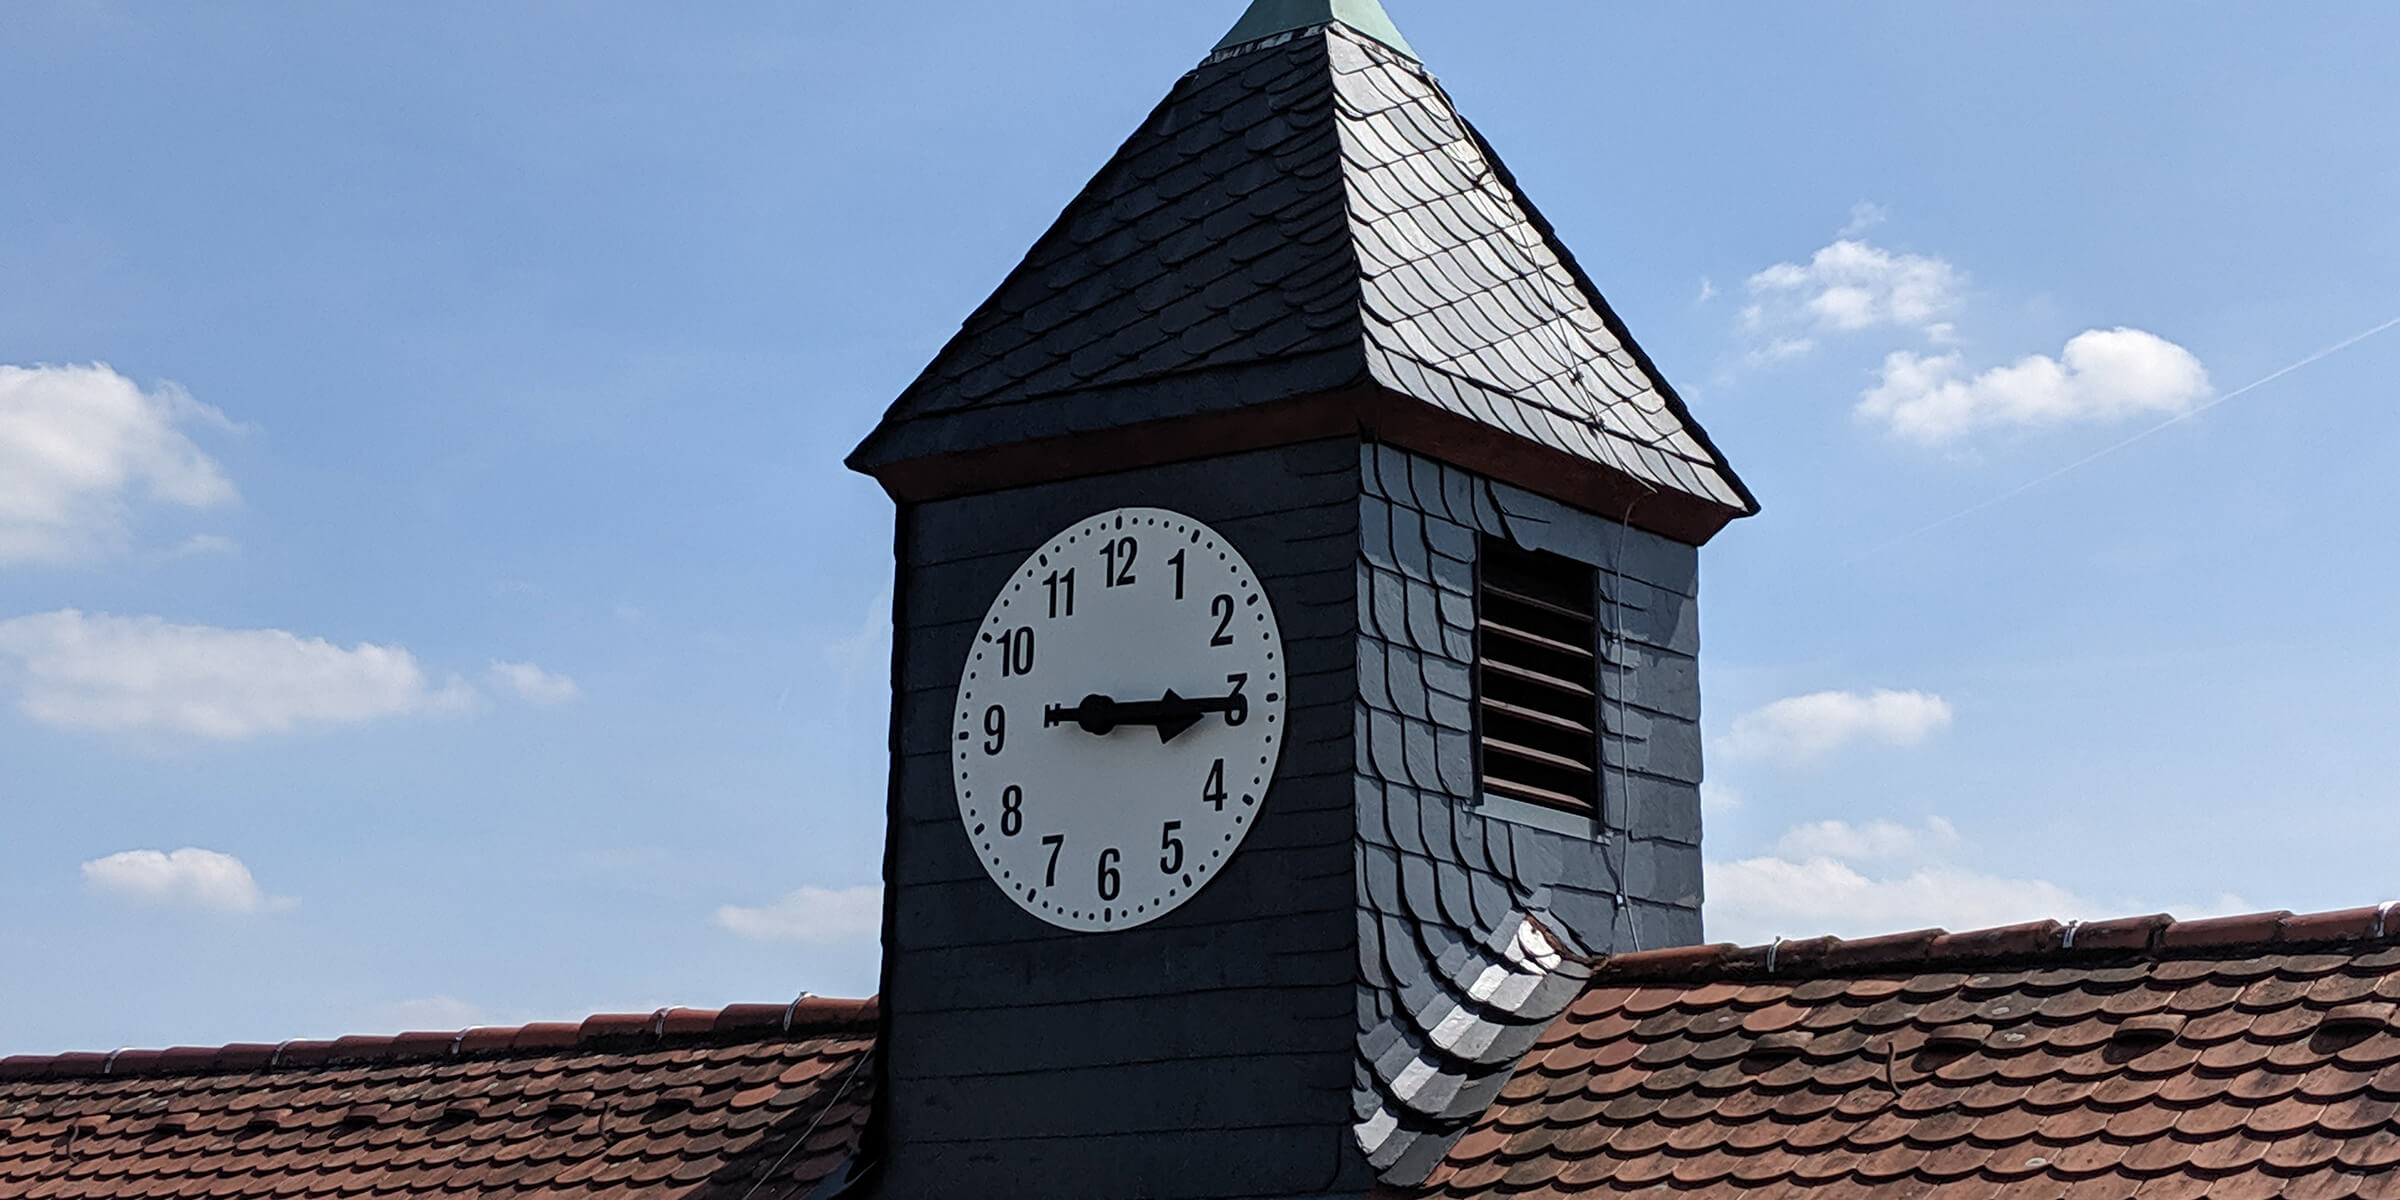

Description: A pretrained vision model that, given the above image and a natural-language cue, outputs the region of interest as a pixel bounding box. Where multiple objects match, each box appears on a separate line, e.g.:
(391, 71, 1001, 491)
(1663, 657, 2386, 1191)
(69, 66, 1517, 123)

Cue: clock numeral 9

(1102, 537, 1138, 588)
(1097, 847, 1122, 901)
(999, 627, 1035, 677)
(1000, 785, 1024, 837)
(1044, 569, 1075, 619)
(983, 705, 1006, 755)
(1159, 822, 1185, 874)
(1210, 594, 1236, 646)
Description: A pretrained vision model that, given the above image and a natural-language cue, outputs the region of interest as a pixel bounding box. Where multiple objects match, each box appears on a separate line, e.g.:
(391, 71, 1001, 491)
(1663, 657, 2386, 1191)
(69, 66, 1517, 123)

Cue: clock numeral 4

(1159, 822, 1185, 874)
(1102, 537, 1139, 588)
(1203, 759, 1228, 812)
(1097, 847, 1122, 901)
(1044, 569, 1075, 619)
(999, 627, 1035, 677)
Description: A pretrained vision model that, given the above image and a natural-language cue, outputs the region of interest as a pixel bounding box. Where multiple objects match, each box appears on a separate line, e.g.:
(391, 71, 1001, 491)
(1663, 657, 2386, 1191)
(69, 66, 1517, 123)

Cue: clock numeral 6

(1160, 822, 1185, 874)
(1000, 785, 1024, 838)
(1210, 594, 1236, 646)
(983, 705, 1006, 755)
(999, 627, 1035, 677)
(1097, 847, 1122, 901)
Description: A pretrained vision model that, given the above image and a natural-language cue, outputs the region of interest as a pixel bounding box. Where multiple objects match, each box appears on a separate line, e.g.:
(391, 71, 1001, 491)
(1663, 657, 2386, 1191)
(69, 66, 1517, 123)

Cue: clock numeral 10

(1044, 569, 1075, 619)
(1101, 537, 1139, 588)
(999, 627, 1035, 677)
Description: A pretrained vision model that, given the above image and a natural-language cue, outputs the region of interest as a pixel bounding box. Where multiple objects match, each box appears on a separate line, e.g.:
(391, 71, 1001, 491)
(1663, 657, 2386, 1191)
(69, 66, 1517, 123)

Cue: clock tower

(845, 3, 1754, 1196)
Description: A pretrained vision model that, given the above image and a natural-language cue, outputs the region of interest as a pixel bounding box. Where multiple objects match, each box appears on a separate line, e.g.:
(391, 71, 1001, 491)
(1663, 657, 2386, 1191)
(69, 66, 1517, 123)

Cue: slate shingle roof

(0, 999, 875, 1200)
(1388, 907, 2400, 1200)
(849, 23, 1753, 538)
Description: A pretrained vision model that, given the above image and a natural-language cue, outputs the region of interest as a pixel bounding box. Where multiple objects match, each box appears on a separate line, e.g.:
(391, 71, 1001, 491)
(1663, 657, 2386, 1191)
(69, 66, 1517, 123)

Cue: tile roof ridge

(0, 995, 877, 1083)
(1590, 903, 2400, 983)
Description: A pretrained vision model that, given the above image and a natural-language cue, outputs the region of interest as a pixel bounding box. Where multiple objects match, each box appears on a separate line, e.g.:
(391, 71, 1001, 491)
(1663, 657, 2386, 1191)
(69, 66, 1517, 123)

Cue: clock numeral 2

(1042, 834, 1065, 887)
(999, 627, 1035, 677)
(1160, 822, 1185, 874)
(1097, 847, 1122, 901)
(1044, 569, 1075, 619)
(983, 706, 1006, 755)
(1102, 537, 1138, 588)
(1210, 594, 1236, 646)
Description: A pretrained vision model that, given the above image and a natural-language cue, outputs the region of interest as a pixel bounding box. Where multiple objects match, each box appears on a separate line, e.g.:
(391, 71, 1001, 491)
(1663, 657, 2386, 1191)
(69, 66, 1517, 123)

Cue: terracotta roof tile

(0, 1000, 873, 1200)
(1389, 904, 2400, 1199)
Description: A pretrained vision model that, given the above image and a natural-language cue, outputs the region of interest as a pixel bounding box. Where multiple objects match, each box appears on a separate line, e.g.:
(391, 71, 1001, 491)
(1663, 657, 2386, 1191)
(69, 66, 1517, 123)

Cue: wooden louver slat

(1476, 538, 1600, 817)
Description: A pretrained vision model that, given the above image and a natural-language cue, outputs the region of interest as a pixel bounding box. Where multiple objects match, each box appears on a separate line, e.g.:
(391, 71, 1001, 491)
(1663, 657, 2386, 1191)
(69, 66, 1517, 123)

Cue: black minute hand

(1044, 688, 1248, 744)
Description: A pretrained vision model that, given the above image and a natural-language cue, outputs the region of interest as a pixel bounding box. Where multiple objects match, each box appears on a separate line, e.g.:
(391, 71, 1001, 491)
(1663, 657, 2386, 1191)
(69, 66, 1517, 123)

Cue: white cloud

(0, 363, 237, 564)
(715, 885, 883, 945)
(1706, 816, 2251, 946)
(1840, 201, 1890, 238)
(1859, 326, 2211, 445)
(488, 660, 580, 705)
(1723, 689, 1953, 765)
(1744, 239, 1964, 345)
(0, 610, 473, 738)
(81, 848, 291, 913)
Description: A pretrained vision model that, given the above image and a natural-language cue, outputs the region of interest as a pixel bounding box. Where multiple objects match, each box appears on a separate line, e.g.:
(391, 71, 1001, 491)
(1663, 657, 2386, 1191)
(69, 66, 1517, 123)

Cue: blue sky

(2, 1, 2395, 1056)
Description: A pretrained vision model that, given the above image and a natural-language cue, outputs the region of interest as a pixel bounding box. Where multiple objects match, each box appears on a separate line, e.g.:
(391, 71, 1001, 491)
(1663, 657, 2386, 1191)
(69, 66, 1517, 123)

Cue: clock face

(953, 507, 1287, 932)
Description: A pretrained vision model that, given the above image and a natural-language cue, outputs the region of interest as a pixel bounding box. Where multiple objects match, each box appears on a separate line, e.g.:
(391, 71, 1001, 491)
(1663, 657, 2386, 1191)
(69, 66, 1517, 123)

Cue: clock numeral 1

(1102, 536, 1138, 588)
(1210, 594, 1236, 646)
(1044, 569, 1075, 619)
(983, 705, 1006, 755)
(1202, 759, 1228, 812)
(1042, 834, 1065, 887)
(1159, 822, 1185, 874)
(1097, 847, 1122, 901)
(1168, 549, 1187, 600)
(1000, 785, 1024, 837)
(1000, 627, 1035, 677)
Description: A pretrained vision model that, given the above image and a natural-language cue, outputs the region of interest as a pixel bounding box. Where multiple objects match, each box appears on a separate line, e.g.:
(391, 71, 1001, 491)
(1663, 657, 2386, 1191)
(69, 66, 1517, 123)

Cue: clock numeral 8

(1000, 785, 1024, 838)
(1097, 847, 1122, 901)
(999, 627, 1035, 677)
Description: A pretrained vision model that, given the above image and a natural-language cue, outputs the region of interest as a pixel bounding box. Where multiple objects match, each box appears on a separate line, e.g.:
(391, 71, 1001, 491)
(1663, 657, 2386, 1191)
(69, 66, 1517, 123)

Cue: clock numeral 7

(1101, 537, 1139, 588)
(1041, 834, 1065, 887)
(1159, 822, 1185, 874)
(1044, 569, 1075, 619)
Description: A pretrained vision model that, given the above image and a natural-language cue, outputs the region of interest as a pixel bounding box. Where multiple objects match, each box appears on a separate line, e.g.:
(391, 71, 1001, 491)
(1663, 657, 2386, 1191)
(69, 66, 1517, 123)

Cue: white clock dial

(953, 507, 1287, 933)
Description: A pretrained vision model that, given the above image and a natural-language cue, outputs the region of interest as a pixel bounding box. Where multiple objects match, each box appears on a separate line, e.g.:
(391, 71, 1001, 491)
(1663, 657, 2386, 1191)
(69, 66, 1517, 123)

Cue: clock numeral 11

(1044, 569, 1075, 619)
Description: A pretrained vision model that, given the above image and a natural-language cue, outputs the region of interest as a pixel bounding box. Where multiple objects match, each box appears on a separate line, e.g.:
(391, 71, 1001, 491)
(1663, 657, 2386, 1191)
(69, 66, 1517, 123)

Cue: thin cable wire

(1604, 501, 1644, 954)
(1851, 313, 2400, 563)
(735, 1048, 874, 1200)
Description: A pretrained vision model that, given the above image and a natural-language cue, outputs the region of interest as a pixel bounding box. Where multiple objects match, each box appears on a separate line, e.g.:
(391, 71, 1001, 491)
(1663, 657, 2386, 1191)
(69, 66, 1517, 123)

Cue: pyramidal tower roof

(849, 1, 1755, 543)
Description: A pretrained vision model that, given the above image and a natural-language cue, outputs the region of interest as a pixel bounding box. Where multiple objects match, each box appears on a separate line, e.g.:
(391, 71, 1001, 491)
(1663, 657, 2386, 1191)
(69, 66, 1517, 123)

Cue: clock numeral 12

(1044, 569, 1075, 619)
(1102, 537, 1138, 588)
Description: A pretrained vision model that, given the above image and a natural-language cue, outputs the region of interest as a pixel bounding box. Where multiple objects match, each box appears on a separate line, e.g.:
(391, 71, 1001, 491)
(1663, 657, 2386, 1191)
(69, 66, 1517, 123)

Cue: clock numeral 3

(1210, 594, 1236, 646)
(1041, 834, 1065, 887)
(1000, 785, 1024, 838)
(1159, 822, 1185, 874)
(999, 627, 1035, 677)
(1202, 759, 1228, 812)
(1097, 847, 1122, 901)
(983, 705, 1006, 755)
(1044, 569, 1075, 619)
(1102, 537, 1138, 588)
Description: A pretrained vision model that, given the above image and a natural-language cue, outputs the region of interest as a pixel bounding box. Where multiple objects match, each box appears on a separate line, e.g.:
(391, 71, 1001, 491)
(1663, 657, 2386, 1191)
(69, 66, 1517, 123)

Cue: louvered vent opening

(1476, 538, 1599, 816)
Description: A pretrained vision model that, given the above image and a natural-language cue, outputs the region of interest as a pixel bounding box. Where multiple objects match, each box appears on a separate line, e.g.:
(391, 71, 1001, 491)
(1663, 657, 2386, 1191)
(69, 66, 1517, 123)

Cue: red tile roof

(1391, 906, 2400, 1198)
(0, 997, 875, 1200)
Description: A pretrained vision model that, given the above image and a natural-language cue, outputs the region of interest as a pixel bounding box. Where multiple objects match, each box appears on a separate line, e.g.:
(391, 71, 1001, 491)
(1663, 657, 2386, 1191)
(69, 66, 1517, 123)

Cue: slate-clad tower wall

(850, 3, 1753, 1195)
(878, 443, 1372, 1199)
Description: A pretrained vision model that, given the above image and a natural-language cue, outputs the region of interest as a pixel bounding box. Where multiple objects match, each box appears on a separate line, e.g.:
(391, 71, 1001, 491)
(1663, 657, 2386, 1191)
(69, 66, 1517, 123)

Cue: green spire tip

(1214, 0, 1418, 60)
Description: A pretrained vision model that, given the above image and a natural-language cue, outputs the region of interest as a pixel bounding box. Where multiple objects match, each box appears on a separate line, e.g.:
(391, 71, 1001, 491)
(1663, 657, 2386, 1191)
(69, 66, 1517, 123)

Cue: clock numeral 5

(1160, 822, 1185, 875)
(1102, 536, 1139, 588)
(999, 627, 1035, 677)
(1097, 847, 1122, 901)
(1044, 569, 1075, 619)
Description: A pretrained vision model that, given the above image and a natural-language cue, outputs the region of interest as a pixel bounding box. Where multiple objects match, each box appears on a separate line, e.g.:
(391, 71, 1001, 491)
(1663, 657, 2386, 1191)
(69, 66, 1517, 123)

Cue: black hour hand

(1045, 688, 1247, 744)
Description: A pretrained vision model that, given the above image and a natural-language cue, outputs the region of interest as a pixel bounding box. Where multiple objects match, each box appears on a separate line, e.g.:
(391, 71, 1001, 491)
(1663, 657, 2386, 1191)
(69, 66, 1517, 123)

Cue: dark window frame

(1472, 536, 1602, 819)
